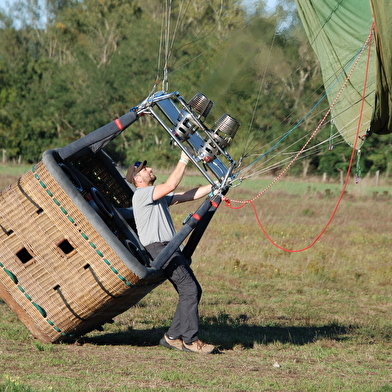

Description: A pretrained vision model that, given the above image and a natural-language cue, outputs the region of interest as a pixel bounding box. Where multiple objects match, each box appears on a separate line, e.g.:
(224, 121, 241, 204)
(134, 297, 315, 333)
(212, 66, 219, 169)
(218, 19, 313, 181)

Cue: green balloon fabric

(294, 0, 384, 148)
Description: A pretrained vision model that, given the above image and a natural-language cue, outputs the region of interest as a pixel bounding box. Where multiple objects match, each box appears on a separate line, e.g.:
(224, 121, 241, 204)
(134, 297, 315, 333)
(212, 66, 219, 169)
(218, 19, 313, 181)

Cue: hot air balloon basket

(0, 154, 162, 343)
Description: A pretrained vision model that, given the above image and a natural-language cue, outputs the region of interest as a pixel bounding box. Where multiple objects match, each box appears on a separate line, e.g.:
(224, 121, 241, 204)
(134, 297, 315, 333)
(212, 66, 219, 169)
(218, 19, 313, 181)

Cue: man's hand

(179, 150, 190, 165)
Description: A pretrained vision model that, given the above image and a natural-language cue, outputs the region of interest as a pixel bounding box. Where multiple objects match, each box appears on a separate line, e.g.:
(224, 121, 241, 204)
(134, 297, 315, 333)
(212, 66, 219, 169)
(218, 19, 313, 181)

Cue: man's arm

(171, 184, 213, 204)
(152, 152, 189, 201)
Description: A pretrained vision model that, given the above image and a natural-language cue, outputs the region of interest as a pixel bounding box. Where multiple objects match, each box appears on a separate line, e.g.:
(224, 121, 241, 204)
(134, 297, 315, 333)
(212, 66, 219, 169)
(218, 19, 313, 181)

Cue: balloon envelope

(294, 0, 392, 148)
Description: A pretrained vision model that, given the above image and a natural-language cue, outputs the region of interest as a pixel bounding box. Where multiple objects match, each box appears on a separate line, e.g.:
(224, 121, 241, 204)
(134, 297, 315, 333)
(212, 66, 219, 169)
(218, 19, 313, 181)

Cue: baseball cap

(126, 160, 147, 184)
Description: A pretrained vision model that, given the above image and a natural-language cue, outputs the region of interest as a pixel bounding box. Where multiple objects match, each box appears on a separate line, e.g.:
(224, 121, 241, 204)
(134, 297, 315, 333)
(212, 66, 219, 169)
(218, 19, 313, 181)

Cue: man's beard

(148, 174, 157, 186)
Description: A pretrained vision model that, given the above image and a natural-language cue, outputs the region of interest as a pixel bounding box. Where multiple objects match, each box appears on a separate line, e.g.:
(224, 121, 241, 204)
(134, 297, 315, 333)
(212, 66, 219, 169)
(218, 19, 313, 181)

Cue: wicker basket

(0, 150, 164, 343)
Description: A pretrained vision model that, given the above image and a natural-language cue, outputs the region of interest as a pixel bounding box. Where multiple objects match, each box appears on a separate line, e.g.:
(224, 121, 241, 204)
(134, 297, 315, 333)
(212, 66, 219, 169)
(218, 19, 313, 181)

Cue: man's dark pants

(145, 242, 202, 344)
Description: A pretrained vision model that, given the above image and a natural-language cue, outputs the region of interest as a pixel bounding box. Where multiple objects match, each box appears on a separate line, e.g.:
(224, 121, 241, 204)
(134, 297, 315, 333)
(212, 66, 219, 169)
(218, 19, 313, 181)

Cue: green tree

(0, 0, 390, 177)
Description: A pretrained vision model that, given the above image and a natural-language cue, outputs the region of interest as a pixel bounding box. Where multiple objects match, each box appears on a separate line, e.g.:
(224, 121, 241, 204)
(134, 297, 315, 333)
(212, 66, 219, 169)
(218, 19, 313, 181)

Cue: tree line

(0, 0, 390, 179)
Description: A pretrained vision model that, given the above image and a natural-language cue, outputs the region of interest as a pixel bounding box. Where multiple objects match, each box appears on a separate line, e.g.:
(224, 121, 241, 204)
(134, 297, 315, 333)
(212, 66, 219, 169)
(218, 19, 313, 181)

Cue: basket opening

(58, 239, 75, 255)
(16, 247, 34, 264)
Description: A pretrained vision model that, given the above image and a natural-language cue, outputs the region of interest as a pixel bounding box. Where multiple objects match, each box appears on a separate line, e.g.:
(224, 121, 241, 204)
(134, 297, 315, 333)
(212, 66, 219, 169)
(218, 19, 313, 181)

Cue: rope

(243, 25, 279, 154)
(235, 39, 372, 180)
(223, 23, 374, 253)
(163, 0, 172, 92)
(237, 0, 357, 170)
(227, 24, 374, 204)
(160, 0, 221, 90)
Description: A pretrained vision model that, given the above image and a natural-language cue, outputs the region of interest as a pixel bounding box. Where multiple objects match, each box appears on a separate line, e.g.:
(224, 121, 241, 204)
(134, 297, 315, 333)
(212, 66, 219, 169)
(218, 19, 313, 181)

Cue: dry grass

(1, 166, 392, 391)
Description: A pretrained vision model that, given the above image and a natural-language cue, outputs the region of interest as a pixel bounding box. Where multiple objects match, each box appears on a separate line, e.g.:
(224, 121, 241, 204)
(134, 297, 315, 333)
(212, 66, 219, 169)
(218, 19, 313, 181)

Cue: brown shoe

(159, 334, 183, 351)
(182, 339, 215, 354)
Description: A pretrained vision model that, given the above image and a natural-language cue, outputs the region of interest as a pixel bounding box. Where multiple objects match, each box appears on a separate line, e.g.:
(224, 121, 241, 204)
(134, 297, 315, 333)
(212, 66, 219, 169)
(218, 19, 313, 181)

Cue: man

(127, 150, 215, 354)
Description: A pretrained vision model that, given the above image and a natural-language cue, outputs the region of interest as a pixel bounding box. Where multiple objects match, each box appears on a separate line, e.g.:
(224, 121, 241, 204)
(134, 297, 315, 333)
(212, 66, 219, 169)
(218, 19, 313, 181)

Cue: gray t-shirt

(132, 186, 175, 247)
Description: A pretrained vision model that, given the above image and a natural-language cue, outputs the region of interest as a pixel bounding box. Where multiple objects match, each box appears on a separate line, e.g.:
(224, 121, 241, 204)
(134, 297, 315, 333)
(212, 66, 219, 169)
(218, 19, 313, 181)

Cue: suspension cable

(243, 25, 278, 153)
(162, 0, 172, 92)
(223, 23, 374, 253)
(228, 24, 374, 204)
(236, 36, 373, 180)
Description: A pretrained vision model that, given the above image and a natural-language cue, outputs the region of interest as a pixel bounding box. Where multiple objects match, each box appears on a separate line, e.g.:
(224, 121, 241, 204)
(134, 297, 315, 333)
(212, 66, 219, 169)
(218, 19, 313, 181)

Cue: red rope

(224, 24, 374, 253)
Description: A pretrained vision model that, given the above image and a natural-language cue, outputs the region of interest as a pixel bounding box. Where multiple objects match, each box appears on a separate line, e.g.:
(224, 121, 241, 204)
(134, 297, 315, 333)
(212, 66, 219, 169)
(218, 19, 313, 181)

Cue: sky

(0, 0, 16, 10)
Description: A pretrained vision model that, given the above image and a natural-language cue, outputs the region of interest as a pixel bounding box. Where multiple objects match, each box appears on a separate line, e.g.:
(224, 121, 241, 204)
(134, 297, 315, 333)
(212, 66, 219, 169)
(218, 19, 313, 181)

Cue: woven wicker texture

(0, 162, 162, 343)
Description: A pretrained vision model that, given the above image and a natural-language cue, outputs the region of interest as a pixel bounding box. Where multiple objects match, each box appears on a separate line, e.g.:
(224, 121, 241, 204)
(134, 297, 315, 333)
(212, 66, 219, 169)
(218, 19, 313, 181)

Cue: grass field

(0, 164, 391, 391)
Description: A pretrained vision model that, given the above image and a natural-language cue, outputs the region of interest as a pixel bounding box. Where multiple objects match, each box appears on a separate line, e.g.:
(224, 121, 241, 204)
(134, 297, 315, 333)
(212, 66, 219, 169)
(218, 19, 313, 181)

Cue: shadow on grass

(80, 318, 352, 350)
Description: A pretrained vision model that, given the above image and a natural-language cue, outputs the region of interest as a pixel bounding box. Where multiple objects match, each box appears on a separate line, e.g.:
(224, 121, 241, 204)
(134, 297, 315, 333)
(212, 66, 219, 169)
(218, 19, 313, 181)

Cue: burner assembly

(138, 91, 241, 189)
